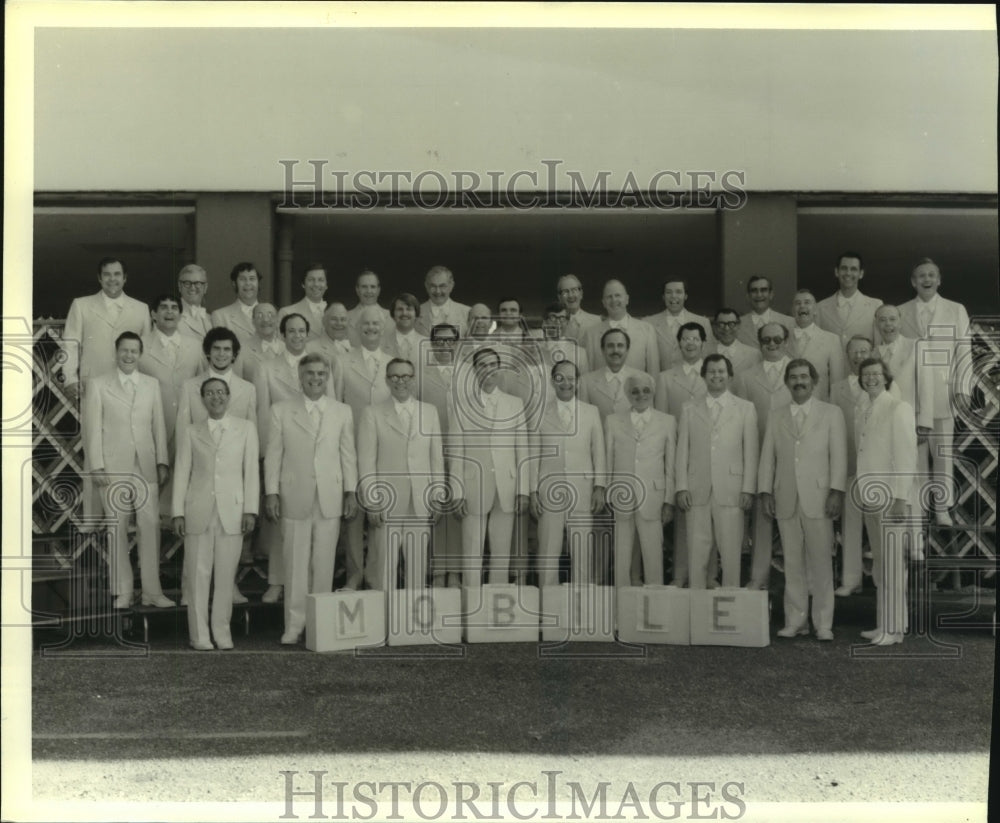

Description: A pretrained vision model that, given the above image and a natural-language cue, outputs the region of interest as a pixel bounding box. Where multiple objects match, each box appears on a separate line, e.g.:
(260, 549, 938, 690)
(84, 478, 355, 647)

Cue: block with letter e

(387, 588, 462, 646)
(540, 584, 615, 642)
(306, 591, 386, 652)
(616, 586, 691, 645)
(689, 589, 770, 647)
(464, 584, 540, 643)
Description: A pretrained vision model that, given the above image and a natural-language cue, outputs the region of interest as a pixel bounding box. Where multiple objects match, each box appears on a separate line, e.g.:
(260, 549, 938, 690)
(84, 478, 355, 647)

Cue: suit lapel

(194, 421, 216, 450)
(382, 403, 409, 438)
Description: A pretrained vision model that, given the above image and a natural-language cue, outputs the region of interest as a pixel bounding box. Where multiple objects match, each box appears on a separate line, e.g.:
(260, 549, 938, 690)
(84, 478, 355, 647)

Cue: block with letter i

(387, 588, 462, 646)
(306, 591, 386, 652)
(616, 586, 691, 645)
(464, 584, 540, 643)
(540, 583, 616, 642)
(689, 589, 770, 647)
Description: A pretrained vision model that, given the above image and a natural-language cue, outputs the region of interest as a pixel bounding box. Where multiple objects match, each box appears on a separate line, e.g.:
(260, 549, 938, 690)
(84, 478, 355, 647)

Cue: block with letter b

(387, 588, 462, 646)
(689, 588, 770, 647)
(306, 591, 386, 652)
(540, 584, 615, 642)
(616, 586, 691, 645)
(464, 584, 540, 643)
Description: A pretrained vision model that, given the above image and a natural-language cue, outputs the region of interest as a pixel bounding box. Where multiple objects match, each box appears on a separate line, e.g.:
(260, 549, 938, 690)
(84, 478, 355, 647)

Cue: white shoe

(231, 587, 248, 605)
(869, 633, 903, 646)
(860, 628, 880, 640)
(262, 584, 283, 604)
(776, 626, 809, 638)
(113, 593, 133, 609)
(835, 585, 862, 597)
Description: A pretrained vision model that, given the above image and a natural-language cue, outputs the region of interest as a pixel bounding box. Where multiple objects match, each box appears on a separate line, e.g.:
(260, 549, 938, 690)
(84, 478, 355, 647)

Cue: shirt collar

(393, 397, 416, 413)
(630, 408, 652, 422)
(207, 414, 227, 429)
(707, 391, 731, 409)
(117, 369, 138, 387)
(764, 357, 789, 374)
(682, 359, 703, 376)
(103, 292, 125, 311)
(155, 328, 179, 348)
(556, 398, 575, 413)
(285, 350, 304, 370)
(181, 300, 206, 317)
(837, 292, 859, 307)
(305, 395, 327, 414)
(794, 322, 816, 335)
(752, 309, 772, 326)
(208, 368, 232, 384)
(239, 301, 258, 319)
(306, 299, 327, 313)
(430, 299, 453, 316)
(792, 398, 813, 417)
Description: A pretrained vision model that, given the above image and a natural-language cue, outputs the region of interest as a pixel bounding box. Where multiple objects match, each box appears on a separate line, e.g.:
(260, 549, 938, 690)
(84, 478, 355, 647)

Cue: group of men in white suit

(60, 250, 972, 647)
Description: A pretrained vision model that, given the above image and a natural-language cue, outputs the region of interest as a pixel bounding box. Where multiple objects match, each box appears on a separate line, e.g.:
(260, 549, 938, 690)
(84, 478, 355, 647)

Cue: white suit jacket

(449, 388, 530, 515)
(711, 340, 762, 375)
(176, 372, 257, 441)
(83, 371, 168, 482)
(264, 396, 358, 520)
(642, 309, 714, 370)
(855, 391, 918, 503)
(577, 366, 646, 420)
(896, 296, 972, 419)
(209, 300, 257, 345)
(346, 304, 392, 347)
(255, 352, 342, 451)
(758, 400, 847, 520)
(415, 299, 472, 337)
(176, 306, 213, 341)
(605, 409, 676, 520)
(562, 309, 602, 343)
(357, 399, 445, 517)
(816, 291, 882, 345)
(340, 348, 394, 430)
(877, 335, 934, 430)
(138, 332, 205, 453)
(654, 364, 708, 420)
(277, 299, 328, 340)
(733, 361, 793, 441)
(787, 324, 847, 401)
(533, 400, 606, 510)
(172, 416, 259, 534)
(676, 394, 758, 507)
(581, 317, 660, 378)
(59, 292, 151, 385)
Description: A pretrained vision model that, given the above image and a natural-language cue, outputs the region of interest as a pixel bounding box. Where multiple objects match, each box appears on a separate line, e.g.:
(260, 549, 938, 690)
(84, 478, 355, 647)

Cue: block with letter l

(464, 584, 540, 643)
(388, 588, 462, 646)
(616, 586, 691, 645)
(306, 591, 386, 652)
(689, 588, 770, 647)
(540, 583, 615, 642)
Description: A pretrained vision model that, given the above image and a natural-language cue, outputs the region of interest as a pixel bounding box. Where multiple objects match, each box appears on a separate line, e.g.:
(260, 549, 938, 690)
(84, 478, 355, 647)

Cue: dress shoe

(835, 585, 862, 597)
(215, 637, 234, 651)
(189, 641, 214, 651)
(113, 593, 133, 609)
(869, 633, 903, 646)
(776, 626, 809, 638)
(860, 628, 880, 640)
(232, 586, 249, 605)
(816, 629, 834, 641)
(141, 594, 176, 608)
(280, 631, 302, 645)
(261, 584, 283, 604)
(935, 510, 954, 528)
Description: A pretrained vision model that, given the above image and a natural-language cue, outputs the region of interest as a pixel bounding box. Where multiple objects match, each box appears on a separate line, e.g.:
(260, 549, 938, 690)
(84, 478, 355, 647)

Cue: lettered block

(306, 591, 386, 652)
(540, 584, 615, 642)
(616, 586, 691, 645)
(464, 585, 540, 643)
(387, 588, 463, 646)
(689, 589, 770, 647)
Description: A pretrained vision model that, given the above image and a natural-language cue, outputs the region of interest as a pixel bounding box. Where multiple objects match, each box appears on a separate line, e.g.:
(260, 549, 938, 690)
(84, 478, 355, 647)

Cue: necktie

(264, 340, 283, 356)
(367, 356, 379, 380)
(110, 301, 123, 319)
(611, 375, 622, 399)
(210, 422, 223, 445)
(633, 415, 645, 438)
(308, 404, 321, 429)
(767, 365, 780, 388)
(880, 343, 892, 361)
(399, 338, 411, 361)
(838, 299, 852, 322)
(919, 305, 933, 336)
(792, 408, 803, 434)
(125, 378, 136, 403)
(399, 404, 412, 435)
(710, 402, 721, 425)
(560, 406, 573, 432)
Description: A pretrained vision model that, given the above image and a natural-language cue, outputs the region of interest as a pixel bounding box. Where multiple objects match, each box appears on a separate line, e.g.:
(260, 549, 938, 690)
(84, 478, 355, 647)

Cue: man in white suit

(605, 372, 675, 589)
(875, 305, 934, 430)
(451, 347, 531, 586)
(58, 257, 151, 402)
(264, 353, 359, 644)
(557, 274, 601, 343)
(172, 378, 259, 650)
(711, 308, 762, 374)
(737, 275, 795, 348)
(643, 279, 714, 370)
(381, 293, 428, 378)
(529, 361, 607, 587)
(895, 258, 972, 527)
(787, 289, 847, 401)
(175, 264, 213, 341)
(340, 306, 395, 589)
(309, 302, 355, 364)
(238, 303, 284, 386)
(733, 322, 793, 591)
(84, 332, 171, 608)
(538, 304, 590, 374)
(854, 357, 918, 646)
(415, 265, 471, 337)
(210, 262, 260, 347)
(578, 328, 647, 420)
(278, 263, 329, 341)
(358, 358, 446, 591)
(675, 354, 758, 589)
(816, 252, 882, 347)
(758, 359, 847, 641)
(581, 280, 660, 378)
(175, 326, 258, 605)
(139, 294, 204, 456)
(345, 270, 392, 346)
(653, 321, 706, 586)
(465, 304, 495, 340)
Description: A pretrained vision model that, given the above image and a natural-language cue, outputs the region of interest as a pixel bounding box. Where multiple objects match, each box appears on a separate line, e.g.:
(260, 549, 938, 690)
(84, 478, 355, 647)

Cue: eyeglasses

(714, 320, 738, 328)
(386, 374, 414, 383)
(179, 281, 207, 288)
(759, 335, 785, 345)
(202, 389, 229, 398)
(557, 287, 582, 296)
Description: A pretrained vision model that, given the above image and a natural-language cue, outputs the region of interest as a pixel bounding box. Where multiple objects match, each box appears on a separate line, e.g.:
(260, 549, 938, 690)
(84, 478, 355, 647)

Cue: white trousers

(183, 507, 242, 647)
(776, 504, 835, 633)
(282, 497, 341, 635)
(687, 502, 744, 589)
(102, 460, 162, 598)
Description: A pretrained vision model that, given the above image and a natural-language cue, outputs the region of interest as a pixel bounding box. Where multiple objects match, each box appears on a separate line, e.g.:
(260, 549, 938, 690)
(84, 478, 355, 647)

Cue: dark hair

(98, 257, 126, 275)
(202, 326, 241, 358)
(200, 377, 230, 397)
(386, 357, 415, 375)
(472, 347, 501, 369)
(229, 262, 258, 283)
(713, 307, 741, 323)
(676, 321, 707, 343)
(857, 356, 894, 389)
(600, 327, 631, 349)
(836, 251, 864, 270)
(298, 352, 331, 371)
(662, 278, 688, 292)
(303, 262, 327, 278)
(279, 313, 310, 335)
(114, 330, 143, 353)
(701, 353, 733, 378)
(550, 360, 580, 380)
(544, 302, 566, 317)
(845, 334, 874, 354)
(757, 322, 789, 344)
(784, 358, 819, 384)
(149, 294, 182, 313)
(430, 323, 460, 341)
(747, 275, 772, 291)
(391, 293, 421, 316)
